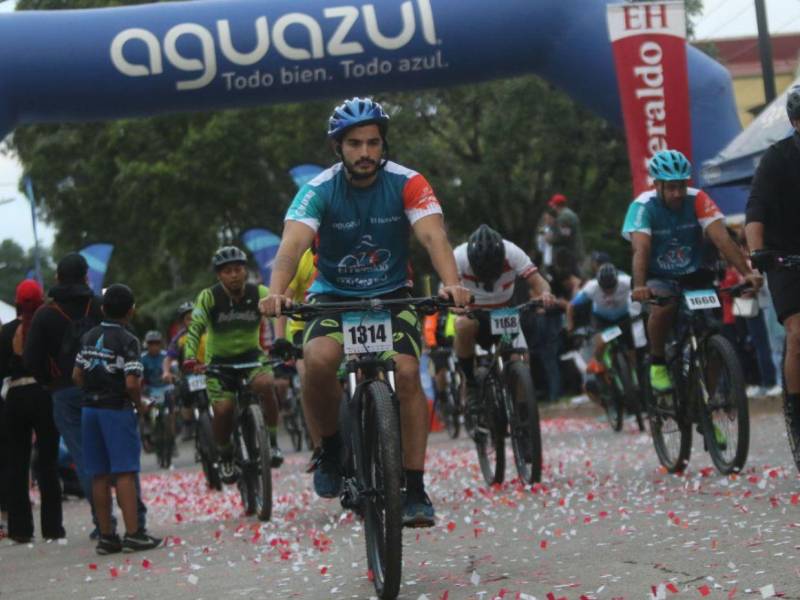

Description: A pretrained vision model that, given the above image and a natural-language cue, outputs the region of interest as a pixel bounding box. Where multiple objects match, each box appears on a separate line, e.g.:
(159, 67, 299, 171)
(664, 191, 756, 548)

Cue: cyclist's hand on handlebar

(259, 294, 293, 317)
(631, 286, 653, 302)
(535, 291, 556, 309)
(439, 284, 471, 308)
(744, 272, 764, 294)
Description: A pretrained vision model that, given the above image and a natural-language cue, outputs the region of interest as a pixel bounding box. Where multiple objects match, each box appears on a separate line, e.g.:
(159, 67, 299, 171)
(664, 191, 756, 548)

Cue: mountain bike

(644, 284, 751, 475)
(581, 318, 645, 432)
(183, 373, 221, 491)
(468, 300, 543, 485)
(205, 362, 272, 521)
(271, 348, 311, 452)
(287, 295, 454, 600)
(429, 347, 462, 439)
(144, 385, 176, 469)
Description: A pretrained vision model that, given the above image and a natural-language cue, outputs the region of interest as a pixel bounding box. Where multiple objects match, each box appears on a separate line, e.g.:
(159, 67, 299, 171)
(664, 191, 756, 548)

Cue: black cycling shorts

(471, 311, 497, 351)
(303, 291, 423, 359)
(767, 268, 800, 323)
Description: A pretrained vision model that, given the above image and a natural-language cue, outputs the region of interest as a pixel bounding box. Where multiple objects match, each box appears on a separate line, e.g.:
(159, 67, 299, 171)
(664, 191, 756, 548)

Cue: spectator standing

(23, 253, 146, 537)
(546, 194, 585, 272)
(0, 279, 63, 543)
(73, 284, 161, 554)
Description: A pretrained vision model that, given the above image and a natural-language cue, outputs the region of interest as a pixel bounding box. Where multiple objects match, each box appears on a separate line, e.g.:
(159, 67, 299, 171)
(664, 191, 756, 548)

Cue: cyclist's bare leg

(296, 358, 320, 447)
(394, 353, 428, 471)
(212, 398, 235, 446)
(251, 372, 279, 429)
(647, 302, 677, 358)
(434, 368, 447, 395)
(273, 377, 289, 411)
(784, 313, 800, 394)
(454, 317, 479, 381)
(303, 336, 344, 438)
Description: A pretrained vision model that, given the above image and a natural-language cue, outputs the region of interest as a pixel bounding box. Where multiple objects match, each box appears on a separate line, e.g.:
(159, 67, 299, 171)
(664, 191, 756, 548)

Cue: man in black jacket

(23, 253, 146, 537)
(745, 84, 800, 458)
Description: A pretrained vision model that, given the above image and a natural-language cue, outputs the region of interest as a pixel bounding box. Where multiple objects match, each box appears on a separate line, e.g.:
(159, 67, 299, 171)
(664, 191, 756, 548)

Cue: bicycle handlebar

(285, 295, 464, 321)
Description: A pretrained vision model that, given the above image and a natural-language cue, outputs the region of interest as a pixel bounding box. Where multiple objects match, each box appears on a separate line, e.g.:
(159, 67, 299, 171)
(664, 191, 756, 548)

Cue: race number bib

(600, 325, 623, 343)
(186, 374, 206, 392)
(684, 289, 721, 310)
(342, 311, 393, 354)
(489, 308, 521, 335)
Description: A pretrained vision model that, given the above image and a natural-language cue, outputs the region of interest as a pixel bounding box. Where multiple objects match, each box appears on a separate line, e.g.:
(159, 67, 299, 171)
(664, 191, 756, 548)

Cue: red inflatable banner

(607, 1, 692, 195)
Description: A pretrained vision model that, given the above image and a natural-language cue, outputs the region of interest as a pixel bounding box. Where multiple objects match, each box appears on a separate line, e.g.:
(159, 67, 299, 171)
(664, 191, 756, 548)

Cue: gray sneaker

(402, 492, 435, 528)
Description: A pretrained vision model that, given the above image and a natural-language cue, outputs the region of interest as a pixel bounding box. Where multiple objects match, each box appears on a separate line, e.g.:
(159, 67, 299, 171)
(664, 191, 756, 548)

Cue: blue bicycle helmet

(787, 85, 800, 121)
(327, 97, 389, 140)
(647, 149, 691, 181)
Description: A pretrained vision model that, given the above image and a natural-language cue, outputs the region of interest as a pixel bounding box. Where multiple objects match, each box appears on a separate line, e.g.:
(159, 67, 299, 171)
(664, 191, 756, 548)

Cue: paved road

(2, 404, 800, 599)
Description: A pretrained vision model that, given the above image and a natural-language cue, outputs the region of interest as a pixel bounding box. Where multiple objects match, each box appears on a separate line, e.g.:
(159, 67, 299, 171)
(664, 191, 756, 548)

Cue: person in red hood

(0, 279, 64, 543)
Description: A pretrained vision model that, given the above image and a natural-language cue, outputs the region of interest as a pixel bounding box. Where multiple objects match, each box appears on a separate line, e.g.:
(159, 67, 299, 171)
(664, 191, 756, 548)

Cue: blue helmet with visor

(647, 149, 691, 181)
(327, 97, 389, 141)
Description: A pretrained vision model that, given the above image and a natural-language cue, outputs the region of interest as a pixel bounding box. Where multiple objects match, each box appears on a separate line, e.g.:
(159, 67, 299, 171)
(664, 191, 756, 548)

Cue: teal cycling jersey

(621, 187, 723, 278)
(285, 161, 442, 297)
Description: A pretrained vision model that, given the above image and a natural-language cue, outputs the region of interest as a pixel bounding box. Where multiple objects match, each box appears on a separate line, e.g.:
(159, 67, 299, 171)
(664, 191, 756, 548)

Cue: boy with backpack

(73, 284, 161, 554)
(23, 253, 146, 538)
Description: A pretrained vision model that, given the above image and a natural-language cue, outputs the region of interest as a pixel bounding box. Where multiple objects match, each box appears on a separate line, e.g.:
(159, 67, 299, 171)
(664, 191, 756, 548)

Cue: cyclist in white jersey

(453, 225, 554, 408)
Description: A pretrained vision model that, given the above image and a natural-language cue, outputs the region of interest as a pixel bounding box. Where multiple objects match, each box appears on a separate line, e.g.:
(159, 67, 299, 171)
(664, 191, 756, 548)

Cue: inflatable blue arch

(0, 0, 745, 212)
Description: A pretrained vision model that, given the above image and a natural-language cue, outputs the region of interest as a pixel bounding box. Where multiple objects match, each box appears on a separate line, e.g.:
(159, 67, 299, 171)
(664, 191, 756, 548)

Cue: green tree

(0, 239, 54, 305)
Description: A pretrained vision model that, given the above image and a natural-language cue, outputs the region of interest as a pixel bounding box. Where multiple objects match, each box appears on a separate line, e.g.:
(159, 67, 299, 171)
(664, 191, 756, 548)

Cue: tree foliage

(0, 239, 54, 306)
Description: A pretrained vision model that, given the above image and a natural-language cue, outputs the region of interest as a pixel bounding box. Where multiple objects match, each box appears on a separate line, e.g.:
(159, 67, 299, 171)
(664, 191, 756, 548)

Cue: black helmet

(467, 225, 505, 288)
(212, 246, 247, 271)
(176, 301, 194, 319)
(787, 84, 800, 121)
(144, 330, 163, 344)
(597, 263, 618, 292)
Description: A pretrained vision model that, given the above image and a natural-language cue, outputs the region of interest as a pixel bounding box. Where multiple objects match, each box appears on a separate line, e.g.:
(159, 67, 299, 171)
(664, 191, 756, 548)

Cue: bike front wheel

(505, 361, 542, 484)
(474, 368, 506, 486)
(646, 358, 692, 473)
(197, 411, 221, 491)
(699, 334, 749, 474)
(154, 412, 173, 469)
(242, 405, 273, 521)
(361, 381, 403, 600)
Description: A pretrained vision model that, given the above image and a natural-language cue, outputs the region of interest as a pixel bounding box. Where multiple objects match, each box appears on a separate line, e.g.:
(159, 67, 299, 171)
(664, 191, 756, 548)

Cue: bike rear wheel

(197, 411, 221, 491)
(474, 367, 506, 486)
(361, 381, 403, 600)
(242, 405, 273, 521)
(154, 412, 173, 469)
(506, 361, 542, 484)
(285, 403, 303, 452)
(646, 357, 692, 473)
(699, 334, 749, 474)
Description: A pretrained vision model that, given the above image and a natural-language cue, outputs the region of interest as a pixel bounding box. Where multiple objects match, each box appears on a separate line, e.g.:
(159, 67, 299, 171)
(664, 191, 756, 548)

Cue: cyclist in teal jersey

(621, 149, 762, 392)
(260, 97, 470, 528)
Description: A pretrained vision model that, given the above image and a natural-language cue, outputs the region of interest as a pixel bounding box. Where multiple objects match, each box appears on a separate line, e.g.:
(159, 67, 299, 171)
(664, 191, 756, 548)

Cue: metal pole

(754, 0, 777, 104)
(23, 176, 42, 286)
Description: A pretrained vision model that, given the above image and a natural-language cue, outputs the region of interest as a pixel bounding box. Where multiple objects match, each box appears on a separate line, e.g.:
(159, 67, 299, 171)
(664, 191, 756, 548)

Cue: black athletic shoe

(122, 530, 162, 553)
(96, 533, 122, 555)
(270, 445, 284, 468)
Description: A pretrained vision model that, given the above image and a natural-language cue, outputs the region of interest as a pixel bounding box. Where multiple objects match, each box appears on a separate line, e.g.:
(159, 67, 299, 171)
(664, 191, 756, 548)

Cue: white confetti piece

(470, 570, 480, 586)
(760, 584, 775, 598)
(187, 574, 199, 585)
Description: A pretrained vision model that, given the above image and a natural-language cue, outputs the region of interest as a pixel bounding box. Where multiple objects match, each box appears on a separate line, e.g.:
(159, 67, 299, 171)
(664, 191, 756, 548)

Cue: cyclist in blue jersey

(621, 149, 762, 392)
(260, 97, 470, 528)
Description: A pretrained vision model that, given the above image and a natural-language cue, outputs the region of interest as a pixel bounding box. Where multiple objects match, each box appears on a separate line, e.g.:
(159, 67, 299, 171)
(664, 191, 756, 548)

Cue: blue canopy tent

(700, 76, 799, 217)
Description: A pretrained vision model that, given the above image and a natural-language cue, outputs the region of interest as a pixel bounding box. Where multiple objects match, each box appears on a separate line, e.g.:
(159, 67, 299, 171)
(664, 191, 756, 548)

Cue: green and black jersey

(184, 282, 268, 364)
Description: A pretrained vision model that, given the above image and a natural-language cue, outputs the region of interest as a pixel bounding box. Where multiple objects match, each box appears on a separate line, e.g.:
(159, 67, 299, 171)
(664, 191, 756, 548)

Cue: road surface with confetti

(2, 401, 799, 599)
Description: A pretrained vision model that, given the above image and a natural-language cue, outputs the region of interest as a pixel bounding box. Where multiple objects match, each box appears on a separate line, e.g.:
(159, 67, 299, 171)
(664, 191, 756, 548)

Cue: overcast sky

(1, 0, 800, 250)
